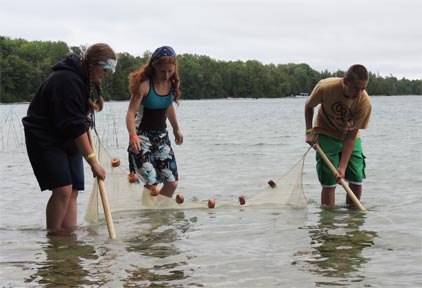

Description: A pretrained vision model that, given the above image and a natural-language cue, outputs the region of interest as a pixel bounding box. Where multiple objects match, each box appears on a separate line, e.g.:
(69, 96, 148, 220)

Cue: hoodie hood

(22, 54, 91, 142)
(52, 54, 85, 79)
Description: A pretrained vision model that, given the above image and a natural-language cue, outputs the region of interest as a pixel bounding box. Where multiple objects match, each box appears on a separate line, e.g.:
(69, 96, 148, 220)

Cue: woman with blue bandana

(22, 43, 117, 236)
(126, 46, 183, 198)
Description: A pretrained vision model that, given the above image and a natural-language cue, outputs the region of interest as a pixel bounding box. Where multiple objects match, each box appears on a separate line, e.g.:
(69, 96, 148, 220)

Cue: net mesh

(84, 136, 310, 224)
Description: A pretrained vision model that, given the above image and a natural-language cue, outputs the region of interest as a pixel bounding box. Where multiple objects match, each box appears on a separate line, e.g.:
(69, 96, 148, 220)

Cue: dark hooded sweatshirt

(22, 55, 91, 146)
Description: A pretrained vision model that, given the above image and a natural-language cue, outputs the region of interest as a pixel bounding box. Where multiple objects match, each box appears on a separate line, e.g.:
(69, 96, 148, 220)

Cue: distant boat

(288, 93, 309, 98)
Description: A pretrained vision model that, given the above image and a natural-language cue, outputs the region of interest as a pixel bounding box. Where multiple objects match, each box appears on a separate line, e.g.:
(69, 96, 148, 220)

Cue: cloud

(1, 0, 421, 79)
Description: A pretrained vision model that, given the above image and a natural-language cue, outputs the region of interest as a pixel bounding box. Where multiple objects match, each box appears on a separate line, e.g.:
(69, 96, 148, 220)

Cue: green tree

(1, 36, 421, 103)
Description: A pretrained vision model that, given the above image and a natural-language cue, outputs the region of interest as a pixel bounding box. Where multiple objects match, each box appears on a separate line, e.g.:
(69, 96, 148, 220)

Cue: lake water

(0, 96, 421, 287)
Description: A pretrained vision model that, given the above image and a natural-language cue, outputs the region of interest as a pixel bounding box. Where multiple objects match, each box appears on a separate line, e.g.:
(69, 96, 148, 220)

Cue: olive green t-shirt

(306, 77, 371, 140)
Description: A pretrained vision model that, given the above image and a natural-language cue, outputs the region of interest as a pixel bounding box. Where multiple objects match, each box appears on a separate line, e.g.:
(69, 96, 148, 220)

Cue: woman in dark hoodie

(22, 43, 117, 236)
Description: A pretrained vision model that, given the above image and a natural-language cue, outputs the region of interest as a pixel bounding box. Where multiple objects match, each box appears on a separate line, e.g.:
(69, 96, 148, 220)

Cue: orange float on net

(208, 198, 216, 208)
(176, 194, 184, 204)
(268, 180, 277, 188)
(150, 186, 160, 196)
(239, 195, 246, 205)
(128, 172, 138, 183)
(111, 157, 121, 167)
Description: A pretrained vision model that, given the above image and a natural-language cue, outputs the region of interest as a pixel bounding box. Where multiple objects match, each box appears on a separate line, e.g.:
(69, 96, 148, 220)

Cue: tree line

(1, 36, 421, 103)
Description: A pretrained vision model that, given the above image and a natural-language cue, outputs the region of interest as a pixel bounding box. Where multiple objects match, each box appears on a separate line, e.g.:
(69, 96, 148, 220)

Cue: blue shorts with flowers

(128, 130, 178, 185)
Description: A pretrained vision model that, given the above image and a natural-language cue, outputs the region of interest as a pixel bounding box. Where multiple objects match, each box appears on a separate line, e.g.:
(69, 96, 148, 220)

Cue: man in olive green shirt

(304, 64, 371, 207)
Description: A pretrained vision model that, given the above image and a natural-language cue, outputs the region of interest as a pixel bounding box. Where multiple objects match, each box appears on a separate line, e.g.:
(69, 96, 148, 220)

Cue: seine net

(84, 137, 311, 224)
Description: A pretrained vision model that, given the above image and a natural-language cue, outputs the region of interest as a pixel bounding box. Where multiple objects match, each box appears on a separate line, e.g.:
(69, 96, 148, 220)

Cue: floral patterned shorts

(128, 130, 178, 185)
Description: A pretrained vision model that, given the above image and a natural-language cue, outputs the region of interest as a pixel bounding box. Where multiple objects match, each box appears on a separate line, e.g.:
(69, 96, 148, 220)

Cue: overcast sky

(1, 0, 421, 80)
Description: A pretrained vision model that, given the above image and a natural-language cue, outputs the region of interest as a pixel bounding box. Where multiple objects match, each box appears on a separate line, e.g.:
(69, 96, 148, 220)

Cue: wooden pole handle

(88, 128, 117, 239)
(314, 143, 366, 211)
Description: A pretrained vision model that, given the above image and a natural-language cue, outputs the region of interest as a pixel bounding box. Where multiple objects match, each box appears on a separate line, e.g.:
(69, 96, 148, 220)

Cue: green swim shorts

(316, 134, 366, 187)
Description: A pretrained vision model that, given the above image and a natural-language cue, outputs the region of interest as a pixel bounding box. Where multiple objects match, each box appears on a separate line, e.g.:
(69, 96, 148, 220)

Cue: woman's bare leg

(46, 185, 73, 230)
(61, 189, 79, 228)
(159, 181, 178, 198)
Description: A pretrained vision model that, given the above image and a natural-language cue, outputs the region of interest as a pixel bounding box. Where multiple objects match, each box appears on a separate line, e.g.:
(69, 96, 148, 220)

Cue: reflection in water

(297, 208, 377, 286)
(123, 210, 194, 286)
(22, 210, 198, 287)
(25, 232, 100, 287)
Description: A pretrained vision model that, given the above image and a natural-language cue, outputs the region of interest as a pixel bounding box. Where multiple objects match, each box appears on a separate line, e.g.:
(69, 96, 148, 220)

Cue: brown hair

(129, 55, 181, 104)
(82, 43, 116, 111)
(345, 64, 369, 82)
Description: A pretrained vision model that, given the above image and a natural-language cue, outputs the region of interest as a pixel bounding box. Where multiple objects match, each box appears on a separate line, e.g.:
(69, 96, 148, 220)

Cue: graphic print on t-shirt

(331, 101, 354, 129)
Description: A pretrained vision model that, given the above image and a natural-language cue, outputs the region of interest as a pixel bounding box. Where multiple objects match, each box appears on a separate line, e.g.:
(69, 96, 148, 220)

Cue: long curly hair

(128, 55, 181, 104)
(82, 43, 116, 111)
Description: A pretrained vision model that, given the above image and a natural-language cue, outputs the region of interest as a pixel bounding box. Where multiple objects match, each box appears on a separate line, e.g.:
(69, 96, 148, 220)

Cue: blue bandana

(151, 46, 176, 61)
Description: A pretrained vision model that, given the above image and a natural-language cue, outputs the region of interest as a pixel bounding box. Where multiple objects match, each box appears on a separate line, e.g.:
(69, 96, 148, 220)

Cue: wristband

(130, 135, 139, 141)
(85, 152, 96, 160)
(306, 128, 314, 135)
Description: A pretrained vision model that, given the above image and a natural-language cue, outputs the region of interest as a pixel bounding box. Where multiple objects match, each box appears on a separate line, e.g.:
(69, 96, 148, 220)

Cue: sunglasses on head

(98, 59, 117, 73)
